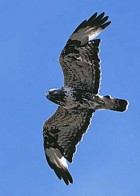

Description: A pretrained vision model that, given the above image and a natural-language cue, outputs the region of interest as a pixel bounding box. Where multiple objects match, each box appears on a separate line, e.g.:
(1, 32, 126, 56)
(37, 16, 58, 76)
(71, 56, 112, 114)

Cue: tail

(112, 98, 129, 112)
(103, 95, 129, 112)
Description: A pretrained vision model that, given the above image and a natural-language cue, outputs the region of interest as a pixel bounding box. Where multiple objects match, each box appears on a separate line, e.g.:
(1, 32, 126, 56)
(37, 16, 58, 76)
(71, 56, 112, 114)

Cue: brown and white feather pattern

(59, 12, 111, 94)
(43, 12, 112, 185)
(43, 106, 94, 184)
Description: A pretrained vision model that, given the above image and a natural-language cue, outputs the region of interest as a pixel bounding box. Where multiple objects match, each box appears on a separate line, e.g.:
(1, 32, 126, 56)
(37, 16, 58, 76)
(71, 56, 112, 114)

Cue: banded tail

(102, 95, 129, 112)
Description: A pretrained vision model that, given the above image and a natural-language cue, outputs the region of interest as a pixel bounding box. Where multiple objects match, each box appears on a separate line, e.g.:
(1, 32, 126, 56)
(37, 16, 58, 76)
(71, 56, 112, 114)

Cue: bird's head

(45, 88, 65, 105)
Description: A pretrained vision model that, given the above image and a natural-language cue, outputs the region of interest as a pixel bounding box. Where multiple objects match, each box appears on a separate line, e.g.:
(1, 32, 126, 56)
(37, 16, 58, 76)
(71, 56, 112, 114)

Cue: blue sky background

(0, 0, 139, 195)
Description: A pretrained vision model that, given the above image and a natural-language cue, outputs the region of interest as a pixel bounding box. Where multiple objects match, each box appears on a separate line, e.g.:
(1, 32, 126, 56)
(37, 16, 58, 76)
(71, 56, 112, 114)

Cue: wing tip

(87, 12, 111, 29)
(101, 21, 111, 29)
(53, 163, 73, 185)
(69, 12, 111, 44)
(45, 147, 73, 185)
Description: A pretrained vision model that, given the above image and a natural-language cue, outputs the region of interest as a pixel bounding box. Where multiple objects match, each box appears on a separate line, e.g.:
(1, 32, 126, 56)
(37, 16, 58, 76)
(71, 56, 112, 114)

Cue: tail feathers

(103, 95, 129, 112)
(45, 147, 73, 185)
(113, 99, 129, 112)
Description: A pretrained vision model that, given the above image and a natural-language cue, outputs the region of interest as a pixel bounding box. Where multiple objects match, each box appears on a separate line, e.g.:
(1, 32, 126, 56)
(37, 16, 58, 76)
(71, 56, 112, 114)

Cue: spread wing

(43, 106, 94, 185)
(59, 12, 111, 94)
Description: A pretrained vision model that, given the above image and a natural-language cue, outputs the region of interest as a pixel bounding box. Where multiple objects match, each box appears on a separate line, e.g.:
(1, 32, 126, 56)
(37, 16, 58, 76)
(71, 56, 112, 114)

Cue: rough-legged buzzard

(43, 12, 128, 185)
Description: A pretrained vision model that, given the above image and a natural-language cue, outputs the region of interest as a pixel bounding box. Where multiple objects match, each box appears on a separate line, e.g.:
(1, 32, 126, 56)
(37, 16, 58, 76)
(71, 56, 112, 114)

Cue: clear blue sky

(0, 0, 139, 195)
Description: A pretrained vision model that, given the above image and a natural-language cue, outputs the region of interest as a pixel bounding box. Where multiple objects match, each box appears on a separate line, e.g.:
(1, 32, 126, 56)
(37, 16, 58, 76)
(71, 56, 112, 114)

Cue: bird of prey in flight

(43, 12, 128, 185)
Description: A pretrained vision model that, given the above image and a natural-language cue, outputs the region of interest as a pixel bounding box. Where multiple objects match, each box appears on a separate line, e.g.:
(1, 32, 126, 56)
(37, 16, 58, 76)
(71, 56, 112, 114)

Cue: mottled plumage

(43, 12, 128, 185)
